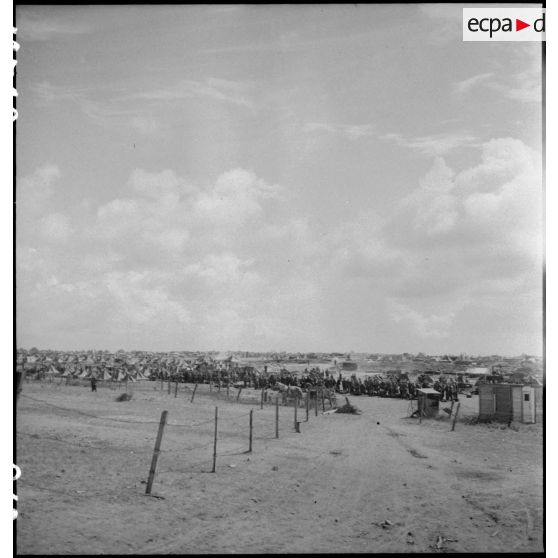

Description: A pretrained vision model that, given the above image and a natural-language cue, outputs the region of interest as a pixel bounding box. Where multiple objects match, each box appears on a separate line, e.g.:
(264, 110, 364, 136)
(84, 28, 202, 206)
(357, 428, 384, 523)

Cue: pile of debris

(336, 397, 361, 415)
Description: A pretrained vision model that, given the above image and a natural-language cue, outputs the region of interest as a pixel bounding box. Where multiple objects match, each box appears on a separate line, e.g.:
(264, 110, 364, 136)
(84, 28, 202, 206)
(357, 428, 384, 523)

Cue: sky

(15, 4, 543, 355)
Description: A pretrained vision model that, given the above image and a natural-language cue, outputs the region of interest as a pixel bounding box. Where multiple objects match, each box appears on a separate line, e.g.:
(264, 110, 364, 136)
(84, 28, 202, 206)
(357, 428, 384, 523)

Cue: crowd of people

(150, 362, 461, 402)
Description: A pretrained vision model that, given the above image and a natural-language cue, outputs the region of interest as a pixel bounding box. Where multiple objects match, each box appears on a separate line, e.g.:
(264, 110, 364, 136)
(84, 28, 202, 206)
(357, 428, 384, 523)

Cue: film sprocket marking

(14, 464, 21, 520)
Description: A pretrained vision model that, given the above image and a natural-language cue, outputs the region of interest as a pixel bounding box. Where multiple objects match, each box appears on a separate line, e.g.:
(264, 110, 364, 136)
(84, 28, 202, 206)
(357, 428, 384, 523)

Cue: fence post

(306, 391, 309, 421)
(275, 397, 279, 439)
(451, 402, 461, 431)
(191, 383, 198, 403)
(249, 409, 253, 453)
(212, 407, 218, 473)
(167, 380, 171, 395)
(174, 382, 178, 398)
(419, 397, 422, 424)
(321, 388, 325, 412)
(315, 391, 318, 416)
(261, 388, 264, 409)
(294, 396, 298, 429)
(237, 387, 242, 401)
(146, 410, 168, 495)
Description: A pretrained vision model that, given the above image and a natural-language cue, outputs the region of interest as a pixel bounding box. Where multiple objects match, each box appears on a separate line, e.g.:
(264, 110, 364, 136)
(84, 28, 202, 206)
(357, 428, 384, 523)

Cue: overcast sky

(15, 4, 543, 355)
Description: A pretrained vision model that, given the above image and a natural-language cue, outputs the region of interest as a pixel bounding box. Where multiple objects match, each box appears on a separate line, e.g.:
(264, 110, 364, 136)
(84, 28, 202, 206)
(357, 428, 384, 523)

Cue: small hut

(417, 388, 441, 418)
(478, 383, 540, 423)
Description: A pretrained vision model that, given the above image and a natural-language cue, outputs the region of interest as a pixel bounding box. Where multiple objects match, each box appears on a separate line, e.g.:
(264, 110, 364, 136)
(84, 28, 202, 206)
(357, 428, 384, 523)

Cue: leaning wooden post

(237, 387, 242, 401)
(191, 383, 198, 403)
(249, 409, 253, 453)
(305, 391, 309, 421)
(294, 395, 298, 429)
(451, 402, 461, 432)
(275, 397, 279, 439)
(211, 407, 218, 473)
(321, 388, 325, 412)
(260, 388, 264, 409)
(315, 391, 318, 416)
(167, 380, 171, 395)
(174, 381, 178, 398)
(146, 410, 168, 495)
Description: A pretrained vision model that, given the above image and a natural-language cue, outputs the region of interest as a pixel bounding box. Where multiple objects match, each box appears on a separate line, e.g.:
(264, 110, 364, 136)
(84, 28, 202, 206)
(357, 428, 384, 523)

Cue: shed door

(522, 388, 535, 424)
(494, 386, 512, 420)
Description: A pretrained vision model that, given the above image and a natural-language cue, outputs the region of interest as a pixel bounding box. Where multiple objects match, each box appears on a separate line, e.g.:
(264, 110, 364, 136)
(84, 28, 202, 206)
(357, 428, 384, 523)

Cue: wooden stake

(321, 389, 325, 412)
(249, 409, 253, 453)
(294, 396, 298, 429)
(315, 391, 318, 416)
(191, 383, 198, 403)
(419, 397, 422, 424)
(306, 391, 309, 421)
(261, 388, 264, 409)
(146, 410, 168, 495)
(275, 397, 279, 438)
(212, 407, 218, 473)
(451, 402, 461, 432)
(295, 421, 301, 433)
(174, 382, 178, 398)
(167, 380, 171, 395)
(16, 369, 27, 405)
(237, 387, 242, 401)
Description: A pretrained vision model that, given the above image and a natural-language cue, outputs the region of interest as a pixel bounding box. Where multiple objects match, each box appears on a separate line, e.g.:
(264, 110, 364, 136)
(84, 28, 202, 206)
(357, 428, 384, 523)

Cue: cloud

(17, 164, 60, 211)
(16, 140, 542, 353)
(125, 78, 255, 109)
(378, 137, 542, 340)
(453, 72, 494, 95)
(484, 45, 542, 104)
(389, 300, 460, 339)
(303, 122, 376, 140)
(130, 115, 160, 136)
(33, 82, 139, 126)
(16, 9, 92, 42)
(194, 168, 281, 226)
(39, 213, 73, 241)
(381, 132, 479, 157)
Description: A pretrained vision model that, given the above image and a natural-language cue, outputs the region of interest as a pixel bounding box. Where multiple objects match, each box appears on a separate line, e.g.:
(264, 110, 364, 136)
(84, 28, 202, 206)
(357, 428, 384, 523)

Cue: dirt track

(16, 381, 543, 554)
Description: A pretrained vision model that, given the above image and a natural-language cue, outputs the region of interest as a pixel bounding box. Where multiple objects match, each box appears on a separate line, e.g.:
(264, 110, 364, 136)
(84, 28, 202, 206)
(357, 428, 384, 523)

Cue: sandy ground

(15, 380, 543, 554)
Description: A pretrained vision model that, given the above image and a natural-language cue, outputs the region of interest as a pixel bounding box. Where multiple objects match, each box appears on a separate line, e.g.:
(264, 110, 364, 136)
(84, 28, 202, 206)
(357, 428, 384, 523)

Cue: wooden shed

(478, 383, 540, 423)
(417, 388, 441, 418)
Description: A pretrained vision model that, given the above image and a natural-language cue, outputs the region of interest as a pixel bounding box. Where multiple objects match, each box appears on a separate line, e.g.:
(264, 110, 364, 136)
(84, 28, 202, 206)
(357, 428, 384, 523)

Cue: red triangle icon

(516, 19, 530, 31)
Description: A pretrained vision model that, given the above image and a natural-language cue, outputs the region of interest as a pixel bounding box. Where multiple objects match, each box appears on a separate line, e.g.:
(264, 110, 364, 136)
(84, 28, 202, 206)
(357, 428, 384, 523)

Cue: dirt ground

(15, 380, 543, 554)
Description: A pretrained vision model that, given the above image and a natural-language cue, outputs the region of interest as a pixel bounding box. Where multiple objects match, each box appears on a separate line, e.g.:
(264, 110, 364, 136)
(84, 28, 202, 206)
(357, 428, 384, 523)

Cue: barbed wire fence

(18, 384, 334, 496)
